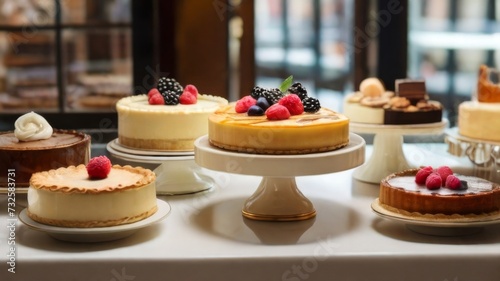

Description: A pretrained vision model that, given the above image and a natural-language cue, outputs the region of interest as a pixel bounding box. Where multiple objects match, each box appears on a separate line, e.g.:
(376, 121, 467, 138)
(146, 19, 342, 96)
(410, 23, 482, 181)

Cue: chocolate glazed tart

(379, 169, 500, 215)
(0, 130, 91, 187)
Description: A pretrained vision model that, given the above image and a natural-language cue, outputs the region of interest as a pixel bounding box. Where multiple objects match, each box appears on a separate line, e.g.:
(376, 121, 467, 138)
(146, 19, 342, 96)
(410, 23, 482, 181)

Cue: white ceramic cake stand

(350, 120, 448, 184)
(194, 134, 365, 221)
(106, 139, 215, 195)
(445, 127, 500, 183)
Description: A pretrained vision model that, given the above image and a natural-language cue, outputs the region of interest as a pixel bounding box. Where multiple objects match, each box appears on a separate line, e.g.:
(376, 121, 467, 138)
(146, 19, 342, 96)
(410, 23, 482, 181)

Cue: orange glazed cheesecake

(28, 160, 157, 228)
(379, 167, 500, 216)
(0, 112, 90, 187)
(208, 81, 349, 154)
(116, 78, 227, 151)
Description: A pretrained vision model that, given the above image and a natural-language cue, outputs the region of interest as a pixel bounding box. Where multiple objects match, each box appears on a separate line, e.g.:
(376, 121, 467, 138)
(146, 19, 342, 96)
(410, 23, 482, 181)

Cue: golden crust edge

(29, 164, 156, 194)
(209, 139, 349, 155)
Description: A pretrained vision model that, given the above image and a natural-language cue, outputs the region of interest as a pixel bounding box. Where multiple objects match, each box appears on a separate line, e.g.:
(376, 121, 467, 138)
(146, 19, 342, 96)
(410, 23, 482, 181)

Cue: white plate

(194, 133, 365, 177)
(371, 199, 500, 236)
(107, 142, 194, 163)
(445, 127, 500, 146)
(18, 199, 170, 242)
(108, 138, 194, 156)
(350, 119, 448, 135)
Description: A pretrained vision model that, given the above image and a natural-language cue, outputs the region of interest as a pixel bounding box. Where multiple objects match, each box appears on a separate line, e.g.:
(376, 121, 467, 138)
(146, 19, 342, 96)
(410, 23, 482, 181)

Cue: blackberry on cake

(287, 82, 308, 100)
(161, 90, 180, 105)
(303, 97, 321, 113)
(157, 77, 183, 96)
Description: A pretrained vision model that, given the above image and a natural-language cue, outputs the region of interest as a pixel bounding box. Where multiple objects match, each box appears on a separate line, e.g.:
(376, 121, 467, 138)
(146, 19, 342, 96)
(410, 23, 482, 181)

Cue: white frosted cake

(27, 164, 157, 228)
(458, 65, 500, 142)
(117, 94, 227, 151)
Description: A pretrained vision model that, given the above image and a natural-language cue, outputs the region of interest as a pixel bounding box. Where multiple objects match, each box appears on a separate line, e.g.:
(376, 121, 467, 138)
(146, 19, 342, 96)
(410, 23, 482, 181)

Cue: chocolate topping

(395, 79, 427, 104)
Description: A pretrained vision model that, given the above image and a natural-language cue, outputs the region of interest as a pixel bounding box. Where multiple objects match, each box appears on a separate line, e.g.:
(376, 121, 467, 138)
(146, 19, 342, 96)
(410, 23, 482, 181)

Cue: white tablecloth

(1, 144, 500, 281)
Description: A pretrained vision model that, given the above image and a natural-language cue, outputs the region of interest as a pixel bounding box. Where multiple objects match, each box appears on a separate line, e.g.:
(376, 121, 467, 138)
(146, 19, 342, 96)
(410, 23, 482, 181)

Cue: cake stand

(106, 139, 215, 195)
(445, 127, 500, 183)
(194, 134, 365, 221)
(350, 120, 448, 184)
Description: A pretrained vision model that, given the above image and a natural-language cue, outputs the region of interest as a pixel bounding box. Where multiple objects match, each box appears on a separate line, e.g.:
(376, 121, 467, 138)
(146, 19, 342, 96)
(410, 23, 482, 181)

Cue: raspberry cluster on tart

(379, 166, 500, 217)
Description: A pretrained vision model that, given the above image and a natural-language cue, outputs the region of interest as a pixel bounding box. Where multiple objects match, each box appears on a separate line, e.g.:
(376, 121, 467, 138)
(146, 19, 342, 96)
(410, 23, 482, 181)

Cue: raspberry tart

(27, 156, 157, 228)
(378, 166, 500, 216)
(0, 112, 90, 187)
(116, 78, 228, 151)
(208, 78, 350, 154)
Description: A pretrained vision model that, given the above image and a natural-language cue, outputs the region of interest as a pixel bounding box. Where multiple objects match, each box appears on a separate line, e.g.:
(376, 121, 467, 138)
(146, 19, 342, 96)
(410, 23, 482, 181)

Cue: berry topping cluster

(87, 156, 112, 179)
(236, 78, 321, 120)
(147, 77, 198, 105)
(414, 166, 467, 190)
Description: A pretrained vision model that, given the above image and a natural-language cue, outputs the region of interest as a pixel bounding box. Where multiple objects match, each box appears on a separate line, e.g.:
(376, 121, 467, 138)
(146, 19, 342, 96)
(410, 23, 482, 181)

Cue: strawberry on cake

(208, 78, 350, 154)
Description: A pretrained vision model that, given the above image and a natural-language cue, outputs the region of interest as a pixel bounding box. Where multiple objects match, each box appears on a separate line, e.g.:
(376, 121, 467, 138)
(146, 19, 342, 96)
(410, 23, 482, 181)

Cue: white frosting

(14, 112, 53, 142)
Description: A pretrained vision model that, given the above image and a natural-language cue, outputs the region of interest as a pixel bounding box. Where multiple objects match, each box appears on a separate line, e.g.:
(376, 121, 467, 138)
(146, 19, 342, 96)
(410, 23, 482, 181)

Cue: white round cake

(28, 164, 157, 228)
(116, 94, 227, 151)
(458, 101, 500, 142)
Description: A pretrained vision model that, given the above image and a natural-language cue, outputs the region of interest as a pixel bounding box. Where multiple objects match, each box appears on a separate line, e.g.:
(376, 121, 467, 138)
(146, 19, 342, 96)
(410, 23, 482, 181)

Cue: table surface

(1, 143, 500, 281)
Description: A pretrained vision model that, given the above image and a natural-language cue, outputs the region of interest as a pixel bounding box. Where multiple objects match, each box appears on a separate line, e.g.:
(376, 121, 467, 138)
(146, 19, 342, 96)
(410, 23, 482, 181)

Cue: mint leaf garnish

(279, 75, 293, 93)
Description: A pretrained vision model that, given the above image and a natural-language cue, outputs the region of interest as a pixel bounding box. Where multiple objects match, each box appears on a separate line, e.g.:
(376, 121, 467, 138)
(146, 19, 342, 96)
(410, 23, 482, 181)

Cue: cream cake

(208, 81, 349, 154)
(116, 78, 228, 151)
(379, 168, 500, 216)
(27, 163, 157, 228)
(343, 78, 442, 125)
(0, 112, 90, 187)
(458, 65, 500, 142)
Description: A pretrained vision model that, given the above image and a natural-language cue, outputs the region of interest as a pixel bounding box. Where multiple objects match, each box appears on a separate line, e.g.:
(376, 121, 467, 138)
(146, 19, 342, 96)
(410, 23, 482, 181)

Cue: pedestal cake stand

(107, 139, 215, 195)
(194, 133, 365, 221)
(445, 127, 500, 183)
(350, 120, 448, 184)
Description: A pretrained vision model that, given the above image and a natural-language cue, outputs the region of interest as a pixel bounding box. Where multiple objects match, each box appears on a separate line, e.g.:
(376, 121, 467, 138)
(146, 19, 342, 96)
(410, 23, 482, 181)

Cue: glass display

(0, 0, 132, 113)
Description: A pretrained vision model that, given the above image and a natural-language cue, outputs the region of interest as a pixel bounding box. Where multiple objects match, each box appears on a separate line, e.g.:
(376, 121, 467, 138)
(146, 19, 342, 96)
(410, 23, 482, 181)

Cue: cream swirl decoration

(14, 112, 53, 141)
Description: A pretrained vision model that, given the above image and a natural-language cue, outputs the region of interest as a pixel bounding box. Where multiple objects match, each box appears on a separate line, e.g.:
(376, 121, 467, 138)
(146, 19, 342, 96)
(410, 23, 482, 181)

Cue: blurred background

(0, 0, 499, 132)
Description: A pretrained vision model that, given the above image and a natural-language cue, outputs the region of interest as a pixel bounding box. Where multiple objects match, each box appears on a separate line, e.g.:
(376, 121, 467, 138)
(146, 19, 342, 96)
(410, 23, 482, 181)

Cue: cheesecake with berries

(27, 156, 157, 228)
(208, 82, 350, 154)
(116, 78, 228, 151)
(378, 166, 500, 216)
